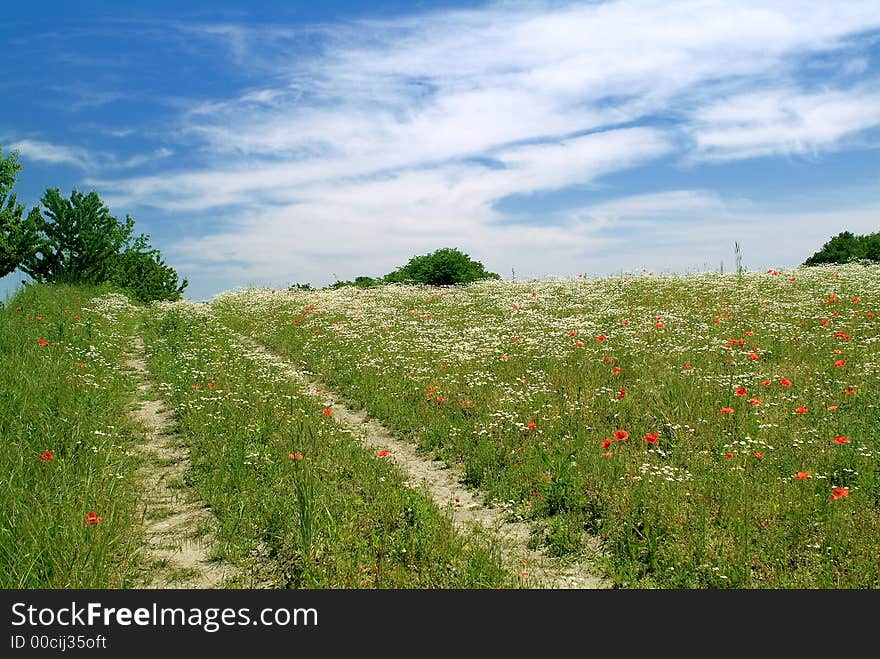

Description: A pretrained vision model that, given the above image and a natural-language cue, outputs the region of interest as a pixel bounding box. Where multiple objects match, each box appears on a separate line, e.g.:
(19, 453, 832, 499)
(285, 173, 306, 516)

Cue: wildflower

(596, 335, 607, 341)
(289, 453, 304, 461)
(829, 487, 849, 501)
(760, 379, 771, 386)
(833, 436, 850, 445)
(643, 432, 660, 445)
(683, 363, 693, 370)
(612, 366, 622, 375)
(501, 354, 509, 361)
(748, 398, 763, 405)
(820, 319, 830, 326)
(795, 407, 808, 414)
(834, 331, 850, 340)
(616, 388, 626, 400)
(37, 337, 50, 347)
(843, 387, 855, 395)
(747, 352, 759, 361)
(794, 472, 811, 480)
(526, 421, 537, 430)
(655, 322, 664, 329)
(568, 330, 578, 337)
(322, 408, 333, 417)
(720, 407, 734, 414)
(827, 405, 838, 411)
(779, 379, 792, 387)
(834, 359, 846, 367)
(724, 452, 734, 459)
(376, 450, 389, 458)
(84, 512, 103, 525)
(754, 452, 764, 459)
(191, 384, 202, 390)
(39, 450, 54, 462)
(207, 382, 215, 388)
(735, 387, 748, 396)
(600, 439, 612, 450)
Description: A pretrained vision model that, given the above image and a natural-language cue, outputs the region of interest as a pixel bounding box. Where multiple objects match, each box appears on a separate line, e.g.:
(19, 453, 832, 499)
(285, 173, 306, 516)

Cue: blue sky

(2, 0, 879, 300)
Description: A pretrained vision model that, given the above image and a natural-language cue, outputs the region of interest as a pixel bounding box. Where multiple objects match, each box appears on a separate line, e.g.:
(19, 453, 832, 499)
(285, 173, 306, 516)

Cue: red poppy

(526, 421, 537, 430)
(289, 453, 304, 461)
(39, 450, 54, 462)
(779, 379, 792, 387)
(754, 452, 764, 459)
(683, 363, 693, 370)
(612, 366, 621, 375)
(207, 381, 215, 388)
(744, 330, 754, 336)
(747, 352, 759, 361)
(830, 487, 849, 501)
(794, 472, 811, 480)
(843, 387, 855, 395)
(613, 429, 629, 441)
(760, 379, 771, 386)
(720, 407, 734, 414)
(376, 450, 389, 458)
(322, 408, 333, 417)
(616, 388, 626, 400)
(596, 335, 607, 341)
(84, 512, 103, 525)
(501, 354, 510, 361)
(643, 432, 660, 445)
(735, 387, 748, 396)
(834, 359, 846, 367)
(795, 407, 808, 414)
(819, 319, 830, 326)
(574, 341, 585, 347)
(600, 439, 612, 450)
(834, 331, 850, 340)
(567, 330, 577, 337)
(655, 322, 664, 329)
(724, 452, 734, 459)
(749, 398, 763, 405)
(827, 405, 838, 411)
(191, 384, 202, 390)
(833, 436, 850, 444)
(37, 337, 50, 347)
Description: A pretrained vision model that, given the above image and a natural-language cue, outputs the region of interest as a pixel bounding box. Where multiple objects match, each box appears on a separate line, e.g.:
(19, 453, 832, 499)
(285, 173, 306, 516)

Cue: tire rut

(236, 335, 612, 589)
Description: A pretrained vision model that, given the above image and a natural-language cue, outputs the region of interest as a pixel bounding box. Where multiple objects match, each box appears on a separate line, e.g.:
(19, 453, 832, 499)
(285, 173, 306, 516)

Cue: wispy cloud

(6, 139, 92, 169)
(25, 0, 880, 295)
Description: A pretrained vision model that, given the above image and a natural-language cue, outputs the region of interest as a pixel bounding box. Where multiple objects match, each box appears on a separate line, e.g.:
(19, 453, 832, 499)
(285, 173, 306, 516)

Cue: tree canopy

(382, 247, 499, 286)
(803, 231, 880, 266)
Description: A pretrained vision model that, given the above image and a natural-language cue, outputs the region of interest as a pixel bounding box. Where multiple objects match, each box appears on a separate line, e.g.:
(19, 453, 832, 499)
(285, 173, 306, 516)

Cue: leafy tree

(0, 148, 40, 278)
(109, 235, 188, 303)
(21, 188, 135, 284)
(382, 247, 499, 286)
(803, 231, 880, 266)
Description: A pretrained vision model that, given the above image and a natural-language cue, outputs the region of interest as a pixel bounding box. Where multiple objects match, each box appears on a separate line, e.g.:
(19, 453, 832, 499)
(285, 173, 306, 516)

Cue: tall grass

(0, 285, 145, 587)
(142, 302, 513, 588)
(213, 264, 880, 588)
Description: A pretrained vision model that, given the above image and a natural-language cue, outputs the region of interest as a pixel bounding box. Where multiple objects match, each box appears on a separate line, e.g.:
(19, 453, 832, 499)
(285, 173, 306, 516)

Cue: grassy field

(212, 263, 880, 588)
(3, 263, 878, 588)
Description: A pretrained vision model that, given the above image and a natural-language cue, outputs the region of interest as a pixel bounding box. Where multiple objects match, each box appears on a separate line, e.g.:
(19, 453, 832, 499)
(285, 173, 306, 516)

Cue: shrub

(0, 148, 40, 278)
(383, 247, 499, 286)
(109, 236, 188, 303)
(803, 231, 880, 266)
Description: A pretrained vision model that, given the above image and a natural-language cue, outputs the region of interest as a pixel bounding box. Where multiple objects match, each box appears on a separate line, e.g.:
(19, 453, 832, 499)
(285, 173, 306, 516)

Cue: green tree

(0, 148, 40, 278)
(803, 231, 880, 266)
(383, 247, 499, 286)
(21, 188, 135, 284)
(109, 235, 188, 303)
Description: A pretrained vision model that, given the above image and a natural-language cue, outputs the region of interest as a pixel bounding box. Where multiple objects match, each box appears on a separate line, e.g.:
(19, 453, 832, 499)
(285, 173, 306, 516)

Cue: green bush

(109, 236, 188, 303)
(0, 148, 40, 278)
(803, 231, 880, 266)
(382, 247, 499, 286)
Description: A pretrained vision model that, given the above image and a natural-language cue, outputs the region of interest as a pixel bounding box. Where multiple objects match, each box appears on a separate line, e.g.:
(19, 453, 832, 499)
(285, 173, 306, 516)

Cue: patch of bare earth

(125, 338, 230, 589)
(238, 336, 612, 589)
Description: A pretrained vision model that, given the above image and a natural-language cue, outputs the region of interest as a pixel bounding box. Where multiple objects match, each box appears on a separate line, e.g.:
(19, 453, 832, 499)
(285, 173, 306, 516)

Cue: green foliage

(288, 282, 314, 291)
(383, 247, 500, 286)
(19, 187, 186, 302)
(109, 235, 188, 303)
(22, 188, 135, 284)
(0, 148, 40, 278)
(803, 230, 880, 266)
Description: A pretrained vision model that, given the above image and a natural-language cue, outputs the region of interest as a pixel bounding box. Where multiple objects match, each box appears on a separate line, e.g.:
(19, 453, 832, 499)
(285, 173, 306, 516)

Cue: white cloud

(65, 0, 880, 297)
(7, 139, 91, 169)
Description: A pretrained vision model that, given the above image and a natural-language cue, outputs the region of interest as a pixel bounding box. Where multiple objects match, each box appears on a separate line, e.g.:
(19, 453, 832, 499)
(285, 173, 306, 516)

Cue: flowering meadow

(141, 302, 512, 587)
(1, 285, 145, 587)
(212, 264, 880, 588)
